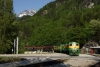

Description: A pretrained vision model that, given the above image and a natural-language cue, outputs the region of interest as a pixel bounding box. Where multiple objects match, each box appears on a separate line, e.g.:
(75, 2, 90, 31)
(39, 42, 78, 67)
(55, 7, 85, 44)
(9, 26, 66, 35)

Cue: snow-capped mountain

(17, 9, 36, 17)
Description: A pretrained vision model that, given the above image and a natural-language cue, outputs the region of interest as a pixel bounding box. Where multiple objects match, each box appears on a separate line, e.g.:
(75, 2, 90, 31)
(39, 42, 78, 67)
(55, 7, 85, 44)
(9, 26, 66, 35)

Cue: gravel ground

(44, 57, 99, 67)
(64, 58, 98, 67)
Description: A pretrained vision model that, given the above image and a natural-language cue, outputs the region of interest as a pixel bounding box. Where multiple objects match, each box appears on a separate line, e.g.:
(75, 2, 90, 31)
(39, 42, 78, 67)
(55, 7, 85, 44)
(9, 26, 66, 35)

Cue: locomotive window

(69, 44, 72, 46)
(76, 44, 78, 46)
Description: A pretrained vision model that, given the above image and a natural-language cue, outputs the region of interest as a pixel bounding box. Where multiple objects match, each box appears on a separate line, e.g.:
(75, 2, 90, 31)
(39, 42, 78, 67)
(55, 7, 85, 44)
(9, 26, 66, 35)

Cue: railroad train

(25, 42, 80, 56)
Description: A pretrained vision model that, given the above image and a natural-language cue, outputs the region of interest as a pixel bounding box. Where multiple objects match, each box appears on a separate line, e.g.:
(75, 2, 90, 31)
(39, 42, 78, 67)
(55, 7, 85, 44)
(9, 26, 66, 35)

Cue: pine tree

(0, 0, 18, 54)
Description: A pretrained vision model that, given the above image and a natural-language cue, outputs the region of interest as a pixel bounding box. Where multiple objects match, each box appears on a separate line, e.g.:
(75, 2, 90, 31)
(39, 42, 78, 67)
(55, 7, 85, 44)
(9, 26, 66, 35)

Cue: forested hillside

(17, 0, 100, 52)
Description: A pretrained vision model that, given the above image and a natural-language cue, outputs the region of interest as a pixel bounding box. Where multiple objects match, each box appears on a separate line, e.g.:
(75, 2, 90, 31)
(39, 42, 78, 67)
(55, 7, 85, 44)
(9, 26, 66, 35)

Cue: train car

(24, 42, 79, 56)
(53, 44, 69, 53)
(43, 46, 54, 52)
(68, 42, 80, 56)
(53, 44, 67, 53)
(54, 45, 60, 52)
(59, 44, 68, 53)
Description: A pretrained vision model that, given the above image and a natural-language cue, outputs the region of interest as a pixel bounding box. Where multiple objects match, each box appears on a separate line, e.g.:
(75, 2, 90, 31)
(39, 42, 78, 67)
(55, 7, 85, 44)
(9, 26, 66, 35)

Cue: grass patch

(0, 57, 26, 64)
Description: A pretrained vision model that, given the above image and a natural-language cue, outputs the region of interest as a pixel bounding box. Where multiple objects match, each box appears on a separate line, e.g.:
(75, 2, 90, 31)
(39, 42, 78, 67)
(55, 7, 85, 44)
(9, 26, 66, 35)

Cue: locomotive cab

(68, 42, 79, 56)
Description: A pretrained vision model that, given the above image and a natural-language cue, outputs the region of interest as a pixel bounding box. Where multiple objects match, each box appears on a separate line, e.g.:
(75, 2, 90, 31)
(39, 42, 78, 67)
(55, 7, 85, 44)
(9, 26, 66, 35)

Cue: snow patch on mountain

(17, 9, 36, 17)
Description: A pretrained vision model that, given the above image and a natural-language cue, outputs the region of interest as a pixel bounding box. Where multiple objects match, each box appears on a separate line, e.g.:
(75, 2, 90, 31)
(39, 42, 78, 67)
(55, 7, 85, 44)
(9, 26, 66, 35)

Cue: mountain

(17, 0, 100, 47)
(17, 9, 36, 17)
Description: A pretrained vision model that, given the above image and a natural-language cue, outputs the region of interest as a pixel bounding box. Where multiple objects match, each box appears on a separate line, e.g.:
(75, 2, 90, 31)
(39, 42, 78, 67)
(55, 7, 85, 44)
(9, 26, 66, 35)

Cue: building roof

(90, 46, 100, 49)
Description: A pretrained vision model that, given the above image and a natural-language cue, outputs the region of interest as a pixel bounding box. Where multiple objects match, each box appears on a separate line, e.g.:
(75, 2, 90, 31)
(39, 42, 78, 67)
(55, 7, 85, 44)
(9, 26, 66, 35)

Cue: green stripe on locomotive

(69, 48, 79, 56)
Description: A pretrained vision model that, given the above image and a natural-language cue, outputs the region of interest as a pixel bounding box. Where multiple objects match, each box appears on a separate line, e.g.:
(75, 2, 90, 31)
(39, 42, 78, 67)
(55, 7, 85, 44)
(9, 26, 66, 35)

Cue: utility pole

(16, 37, 19, 56)
(14, 39, 16, 54)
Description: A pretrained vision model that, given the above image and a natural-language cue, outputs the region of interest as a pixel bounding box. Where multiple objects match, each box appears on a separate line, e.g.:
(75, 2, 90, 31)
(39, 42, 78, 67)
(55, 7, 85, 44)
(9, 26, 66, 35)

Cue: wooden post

(14, 39, 16, 54)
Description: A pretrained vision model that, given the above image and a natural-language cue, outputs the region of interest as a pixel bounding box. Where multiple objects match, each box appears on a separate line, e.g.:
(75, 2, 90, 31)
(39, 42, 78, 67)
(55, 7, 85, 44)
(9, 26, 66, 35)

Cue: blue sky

(13, 0, 54, 14)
